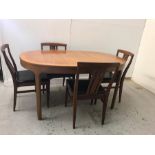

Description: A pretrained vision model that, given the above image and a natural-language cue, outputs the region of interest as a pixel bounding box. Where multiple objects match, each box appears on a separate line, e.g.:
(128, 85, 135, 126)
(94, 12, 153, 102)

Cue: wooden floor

(0, 79, 155, 134)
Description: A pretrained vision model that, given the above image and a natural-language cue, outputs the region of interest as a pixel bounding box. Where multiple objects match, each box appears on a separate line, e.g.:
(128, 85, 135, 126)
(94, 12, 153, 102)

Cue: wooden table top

(20, 50, 125, 67)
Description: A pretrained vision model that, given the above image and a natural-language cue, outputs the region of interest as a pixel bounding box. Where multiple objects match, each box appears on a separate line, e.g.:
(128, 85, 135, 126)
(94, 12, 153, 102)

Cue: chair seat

(17, 70, 49, 84)
(103, 71, 120, 83)
(47, 73, 75, 79)
(104, 72, 113, 80)
(67, 79, 105, 95)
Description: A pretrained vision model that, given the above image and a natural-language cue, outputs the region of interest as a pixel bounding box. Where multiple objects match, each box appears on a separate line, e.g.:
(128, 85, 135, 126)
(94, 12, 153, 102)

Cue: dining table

(20, 50, 125, 120)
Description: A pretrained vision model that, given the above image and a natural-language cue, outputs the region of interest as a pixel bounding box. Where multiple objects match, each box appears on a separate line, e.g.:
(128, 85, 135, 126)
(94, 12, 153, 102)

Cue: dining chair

(65, 62, 120, 129)
(1, 44, 50, 111)
(41, 42, 75, 86)
(94, 49, 134, 109)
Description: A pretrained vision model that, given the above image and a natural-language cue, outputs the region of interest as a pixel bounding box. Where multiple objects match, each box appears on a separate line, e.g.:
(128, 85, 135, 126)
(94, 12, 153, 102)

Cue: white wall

(0, 21, 2, 44)
(70, 19, 145, 76)
(1, 19, 71, 81)
(0, 20, 5, 80)
(0, 19, 146, 81)
(132, 20, 155, 94)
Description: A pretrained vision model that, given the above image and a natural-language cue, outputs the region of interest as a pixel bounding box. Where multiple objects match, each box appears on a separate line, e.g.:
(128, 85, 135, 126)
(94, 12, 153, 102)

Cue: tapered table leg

(35, 72, 42, 120)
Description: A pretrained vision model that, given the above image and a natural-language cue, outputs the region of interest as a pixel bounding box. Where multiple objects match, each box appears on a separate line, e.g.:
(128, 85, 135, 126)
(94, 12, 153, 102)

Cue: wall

(0, 21, 2, 43)
(1, 19, 71, 81)
(0, 19, 146, 81)
(70, 19, 145, 76)
(0, 20, 4, 81)
(132, 20, 155, 94)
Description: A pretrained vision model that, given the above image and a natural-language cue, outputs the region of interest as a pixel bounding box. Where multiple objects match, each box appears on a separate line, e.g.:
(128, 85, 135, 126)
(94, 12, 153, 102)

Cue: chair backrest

(41, 42, 67, 51)
(74, 62, 120, 97)
(116, 49, 134, 80)
(1, 44, 17, 82)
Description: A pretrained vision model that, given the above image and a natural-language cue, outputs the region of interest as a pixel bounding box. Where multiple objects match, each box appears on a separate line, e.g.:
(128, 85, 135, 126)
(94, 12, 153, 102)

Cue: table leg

(35, 72, 42, 120)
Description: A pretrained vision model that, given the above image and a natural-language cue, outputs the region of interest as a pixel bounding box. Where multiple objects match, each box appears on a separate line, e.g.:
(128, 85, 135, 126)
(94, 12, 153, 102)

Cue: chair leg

(65, 86, 68, 107)
(73, 97, 77, 129)
(73, 103, 77, 129)
(88, 73, 91, 80)
(94, 98, 97, 104)
(13, 86, 17, 111)
(90, 99, 94, 105)
(72, 75, 75, 80)
(110, 82, 119, 109)
(42, 84, 45, 94)
(101, 96, 108, 125)
(90, 98, 98, 105)
(119, 81, 124, 103)
(63, 77, 65, 86)
(46, 80, 50, 108)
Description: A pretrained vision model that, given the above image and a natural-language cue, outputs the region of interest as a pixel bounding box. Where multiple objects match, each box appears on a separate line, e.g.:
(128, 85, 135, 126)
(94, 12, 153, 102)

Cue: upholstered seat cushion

(17, 70, 49, 83)
(67, 79, 105, 95)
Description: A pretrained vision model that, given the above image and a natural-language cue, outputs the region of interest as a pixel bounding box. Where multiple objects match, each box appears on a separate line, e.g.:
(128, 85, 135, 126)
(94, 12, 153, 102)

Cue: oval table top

(20, 50, 125, 67)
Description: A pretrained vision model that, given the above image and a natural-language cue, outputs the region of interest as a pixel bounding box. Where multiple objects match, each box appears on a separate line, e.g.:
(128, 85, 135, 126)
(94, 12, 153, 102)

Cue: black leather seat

(67, 79, 105, 95)
(17, 70, 49, 84)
